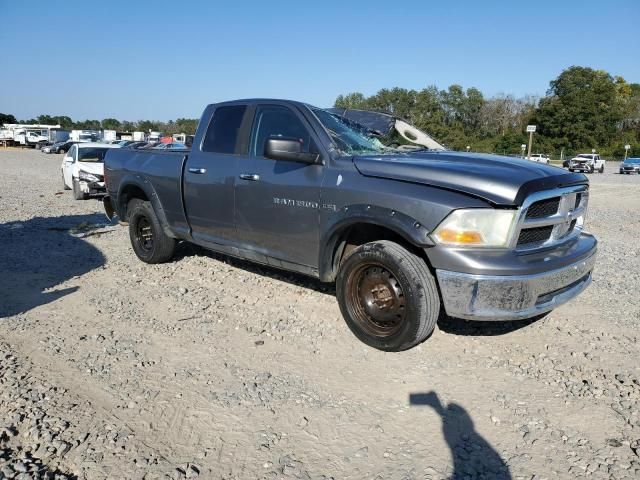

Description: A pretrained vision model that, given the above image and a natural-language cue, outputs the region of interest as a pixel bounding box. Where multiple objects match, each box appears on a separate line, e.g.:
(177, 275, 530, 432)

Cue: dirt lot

(0, 149, 639, 480)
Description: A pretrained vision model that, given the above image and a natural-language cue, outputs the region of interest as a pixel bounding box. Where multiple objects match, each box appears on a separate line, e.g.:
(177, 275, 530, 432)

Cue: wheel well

(120, 185, 148, 221)
(327, 223, 430, 282)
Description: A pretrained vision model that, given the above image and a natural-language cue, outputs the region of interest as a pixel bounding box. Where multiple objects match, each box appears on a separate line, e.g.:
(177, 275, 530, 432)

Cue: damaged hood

(353, 151, 588, 206)
(77, 162, 104, 176)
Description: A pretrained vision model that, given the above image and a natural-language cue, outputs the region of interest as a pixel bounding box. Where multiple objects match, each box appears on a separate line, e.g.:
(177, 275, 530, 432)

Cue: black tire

(336, 240, 439, 352)
(127, 199, 175, 264)
(72, 178, 88, 200)
(568, 168, 574, 172)
(599, 165, 604, 173)
(62, 172, 70, 190)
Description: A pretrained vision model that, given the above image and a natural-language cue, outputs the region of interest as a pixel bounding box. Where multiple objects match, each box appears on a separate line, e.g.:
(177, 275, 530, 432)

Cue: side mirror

(264, 137, 319, 164)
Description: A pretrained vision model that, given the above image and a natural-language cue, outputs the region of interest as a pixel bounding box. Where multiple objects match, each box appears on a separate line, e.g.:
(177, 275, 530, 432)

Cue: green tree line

(2, 66, 639, 157)
(335, 66, 640, 159)
(0, 113, 200, 136)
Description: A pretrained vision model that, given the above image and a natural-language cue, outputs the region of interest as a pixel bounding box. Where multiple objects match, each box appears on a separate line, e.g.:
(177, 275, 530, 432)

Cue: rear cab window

(202, 105, 247, 154)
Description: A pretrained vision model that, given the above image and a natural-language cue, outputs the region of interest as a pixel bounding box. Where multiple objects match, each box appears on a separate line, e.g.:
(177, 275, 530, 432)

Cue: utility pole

(526, 125, 536, 159)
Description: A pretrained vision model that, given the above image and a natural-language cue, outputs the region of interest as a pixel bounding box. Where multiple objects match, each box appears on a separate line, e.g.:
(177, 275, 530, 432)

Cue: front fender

(318, 204, 434, 282)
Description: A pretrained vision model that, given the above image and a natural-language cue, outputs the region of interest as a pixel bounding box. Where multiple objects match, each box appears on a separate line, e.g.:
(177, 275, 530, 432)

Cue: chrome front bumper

(436, 250, 597, 321)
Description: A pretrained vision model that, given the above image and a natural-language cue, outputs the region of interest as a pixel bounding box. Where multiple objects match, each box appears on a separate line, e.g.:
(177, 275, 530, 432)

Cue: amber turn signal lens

(436, 229, 483, 244)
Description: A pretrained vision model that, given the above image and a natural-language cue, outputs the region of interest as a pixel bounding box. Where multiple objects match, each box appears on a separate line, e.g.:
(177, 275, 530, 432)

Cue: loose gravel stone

(1, 150, 639, 479)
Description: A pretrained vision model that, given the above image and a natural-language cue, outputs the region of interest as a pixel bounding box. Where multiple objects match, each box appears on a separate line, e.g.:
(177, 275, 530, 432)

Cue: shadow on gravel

(0, 444, 78, 479)
(0, 214, 108, 318)
(438, 313, 547, 337)
(173, 242, 336, 296)
(410, 391, 511, 479)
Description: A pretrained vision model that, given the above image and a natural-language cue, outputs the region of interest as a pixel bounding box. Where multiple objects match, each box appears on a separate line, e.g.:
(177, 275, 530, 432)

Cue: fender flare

(116, 174, 175, 238)
(318, 204, 434, 282)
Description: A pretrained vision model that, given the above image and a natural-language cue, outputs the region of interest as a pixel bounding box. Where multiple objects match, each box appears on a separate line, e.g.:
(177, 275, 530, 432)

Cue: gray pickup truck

(103, 99, 597, 351)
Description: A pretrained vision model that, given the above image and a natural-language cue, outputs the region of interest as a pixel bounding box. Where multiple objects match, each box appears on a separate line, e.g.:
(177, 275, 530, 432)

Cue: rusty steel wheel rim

(135, 216, 154, 253)
(345, 263, 406, 337)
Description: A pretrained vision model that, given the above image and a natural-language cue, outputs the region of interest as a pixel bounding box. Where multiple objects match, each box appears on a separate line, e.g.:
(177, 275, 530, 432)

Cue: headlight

(432, 209, 517, 248)
(78, 171, 100, 182)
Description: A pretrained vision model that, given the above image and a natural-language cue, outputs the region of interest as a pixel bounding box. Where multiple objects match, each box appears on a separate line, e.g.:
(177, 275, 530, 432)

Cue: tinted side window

(202, 105, 247, 154)
(251, 105, 311, 157)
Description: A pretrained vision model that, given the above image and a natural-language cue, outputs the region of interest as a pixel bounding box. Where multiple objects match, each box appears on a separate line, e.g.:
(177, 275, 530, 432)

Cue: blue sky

(0, 0, 638, 121)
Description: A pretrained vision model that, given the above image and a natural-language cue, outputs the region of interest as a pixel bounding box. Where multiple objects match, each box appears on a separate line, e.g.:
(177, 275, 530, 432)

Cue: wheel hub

(348, 265, 406, 336)
(370, 284, 394, 309)
(136, 218, 153, 252)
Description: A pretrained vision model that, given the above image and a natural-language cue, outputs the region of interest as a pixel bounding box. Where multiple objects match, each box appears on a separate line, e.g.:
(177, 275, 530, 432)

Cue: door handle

(188, 167, 207, 174)
(239, 173, 260, 181)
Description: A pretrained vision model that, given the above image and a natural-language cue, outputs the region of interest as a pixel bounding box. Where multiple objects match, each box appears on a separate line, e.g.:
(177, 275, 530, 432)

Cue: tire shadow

(437, 313, 547, 336)
(410, 391, 512, 479)
(0, 214, 108, 319)
(173, 241, 336, 296)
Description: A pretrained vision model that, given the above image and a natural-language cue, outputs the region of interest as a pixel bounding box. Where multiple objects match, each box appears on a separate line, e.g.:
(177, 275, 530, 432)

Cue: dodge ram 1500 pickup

(103, 99, 597, 352)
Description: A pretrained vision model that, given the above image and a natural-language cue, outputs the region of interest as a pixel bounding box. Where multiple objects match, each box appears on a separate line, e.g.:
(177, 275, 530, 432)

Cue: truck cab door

(234, 104, 324, 270)
(183, 104, 250, 245)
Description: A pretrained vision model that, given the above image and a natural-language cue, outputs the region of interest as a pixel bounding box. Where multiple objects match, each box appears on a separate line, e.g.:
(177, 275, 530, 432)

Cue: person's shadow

(410, 391, 511, 480)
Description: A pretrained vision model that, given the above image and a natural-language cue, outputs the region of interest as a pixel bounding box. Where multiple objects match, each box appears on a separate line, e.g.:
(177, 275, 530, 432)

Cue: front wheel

(336, 240, 440, 351)
(127, 199, 175, 263)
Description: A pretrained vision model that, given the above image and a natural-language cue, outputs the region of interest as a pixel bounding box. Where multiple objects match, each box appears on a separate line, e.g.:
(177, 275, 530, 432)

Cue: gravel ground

(0, 148, 639, 480)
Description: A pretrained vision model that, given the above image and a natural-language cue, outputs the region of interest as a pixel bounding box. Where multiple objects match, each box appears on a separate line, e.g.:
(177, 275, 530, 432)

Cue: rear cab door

(183, 103, 252, 246)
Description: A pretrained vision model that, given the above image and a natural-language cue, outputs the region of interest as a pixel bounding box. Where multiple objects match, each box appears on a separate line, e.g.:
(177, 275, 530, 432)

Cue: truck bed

(104, 148, 190, 235)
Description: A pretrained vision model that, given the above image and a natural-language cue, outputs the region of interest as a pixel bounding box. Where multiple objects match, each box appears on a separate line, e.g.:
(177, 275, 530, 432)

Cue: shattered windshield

(312, 108, 393, 155)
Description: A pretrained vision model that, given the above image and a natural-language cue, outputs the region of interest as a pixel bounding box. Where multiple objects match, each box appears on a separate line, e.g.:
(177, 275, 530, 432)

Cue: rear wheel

(72, 178, 88, 200)
(336, 240, 440, 351)
(127, 199, 175, 264)
(599, 165, 604, 173)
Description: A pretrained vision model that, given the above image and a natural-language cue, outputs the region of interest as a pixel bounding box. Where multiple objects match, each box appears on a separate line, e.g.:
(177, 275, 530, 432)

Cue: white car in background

(61, 143, 120, 200)
(528, 154, 551, 164)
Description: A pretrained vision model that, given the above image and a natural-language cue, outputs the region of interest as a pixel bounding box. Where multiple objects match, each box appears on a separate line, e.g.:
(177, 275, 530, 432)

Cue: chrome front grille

(525, 197, 560, 219)
(512, 185, 589, 251)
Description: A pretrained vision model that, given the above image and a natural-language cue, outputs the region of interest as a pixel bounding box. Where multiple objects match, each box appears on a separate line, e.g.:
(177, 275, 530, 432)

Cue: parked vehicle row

(41, 140, 82, 154)
(100, 99, 597, 352)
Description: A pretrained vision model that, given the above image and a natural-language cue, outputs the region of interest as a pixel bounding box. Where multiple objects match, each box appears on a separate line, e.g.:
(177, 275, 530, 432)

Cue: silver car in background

(620, 157, 640, 174)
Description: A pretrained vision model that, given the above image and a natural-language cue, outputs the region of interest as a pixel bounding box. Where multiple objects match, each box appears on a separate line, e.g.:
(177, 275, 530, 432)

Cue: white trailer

(133, 131, 145, 141)
(70, 130, 100, 142)
(102, 130, 117, 142)
(148, 131, 162, 142)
